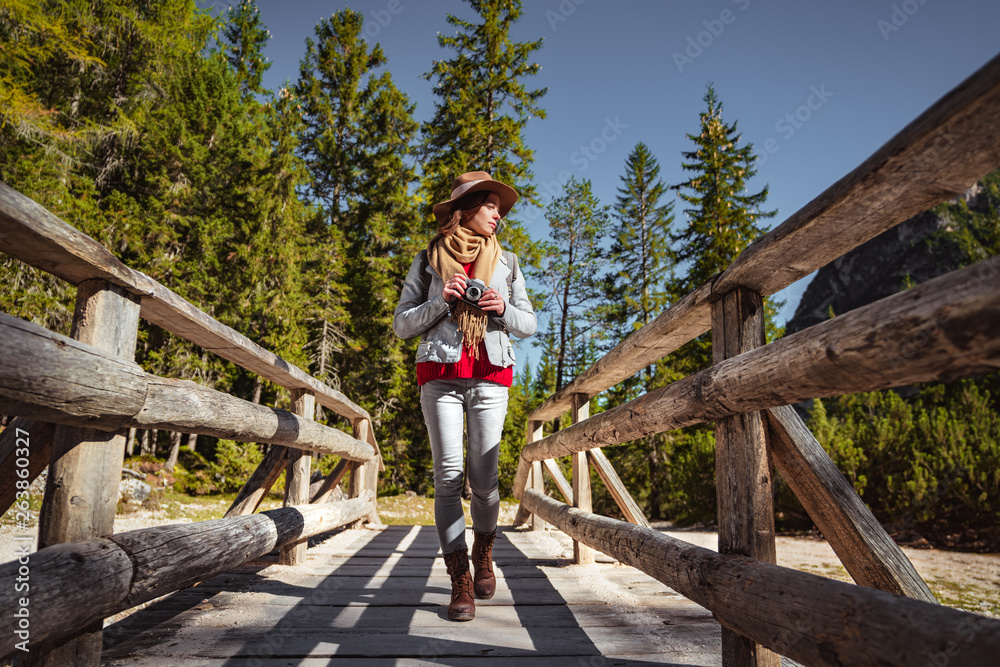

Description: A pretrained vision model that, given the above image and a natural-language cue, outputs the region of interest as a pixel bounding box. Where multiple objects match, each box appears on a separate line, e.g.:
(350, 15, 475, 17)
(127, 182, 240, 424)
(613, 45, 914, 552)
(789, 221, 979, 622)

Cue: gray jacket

(393, 251, 537, 367)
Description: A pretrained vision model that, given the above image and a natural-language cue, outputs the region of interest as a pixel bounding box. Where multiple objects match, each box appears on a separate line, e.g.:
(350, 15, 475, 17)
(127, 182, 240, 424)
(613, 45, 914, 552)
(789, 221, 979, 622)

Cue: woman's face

(461, 192, 502, 237)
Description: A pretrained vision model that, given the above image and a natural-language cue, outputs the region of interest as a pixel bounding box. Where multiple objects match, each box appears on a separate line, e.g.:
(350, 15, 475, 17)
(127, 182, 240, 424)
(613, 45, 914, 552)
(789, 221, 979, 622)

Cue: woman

(393, 171, 536, 621)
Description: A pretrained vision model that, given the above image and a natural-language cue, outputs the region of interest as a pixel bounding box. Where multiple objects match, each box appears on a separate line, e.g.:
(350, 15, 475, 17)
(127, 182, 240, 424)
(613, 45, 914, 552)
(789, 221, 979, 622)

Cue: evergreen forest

(2, 0, 997, 550)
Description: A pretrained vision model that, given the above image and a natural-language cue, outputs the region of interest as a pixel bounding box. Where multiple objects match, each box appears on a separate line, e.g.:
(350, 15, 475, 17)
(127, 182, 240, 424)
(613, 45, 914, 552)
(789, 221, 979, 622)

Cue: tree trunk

(164, 431, 181, 472)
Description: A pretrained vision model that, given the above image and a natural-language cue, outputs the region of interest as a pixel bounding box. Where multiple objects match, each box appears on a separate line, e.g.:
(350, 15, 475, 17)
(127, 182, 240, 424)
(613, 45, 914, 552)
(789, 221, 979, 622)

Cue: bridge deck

(100, 525, 724, 665)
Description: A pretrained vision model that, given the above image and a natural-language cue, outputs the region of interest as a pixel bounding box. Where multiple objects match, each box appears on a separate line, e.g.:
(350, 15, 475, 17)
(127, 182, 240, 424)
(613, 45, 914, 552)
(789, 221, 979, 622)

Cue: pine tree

(670, 84, 779, 373)
(541, 177, 609, 392)
(673, 84, 776, 293)
(222, 0, 271, 99)
(603, 142, 676, 353)
(419, 0, 547, 260)
(295, 9, 424, 489)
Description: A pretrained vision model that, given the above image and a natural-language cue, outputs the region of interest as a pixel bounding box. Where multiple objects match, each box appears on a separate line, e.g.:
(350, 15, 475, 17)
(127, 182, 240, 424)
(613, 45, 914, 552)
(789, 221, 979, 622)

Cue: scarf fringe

(453, 302, 487, 359)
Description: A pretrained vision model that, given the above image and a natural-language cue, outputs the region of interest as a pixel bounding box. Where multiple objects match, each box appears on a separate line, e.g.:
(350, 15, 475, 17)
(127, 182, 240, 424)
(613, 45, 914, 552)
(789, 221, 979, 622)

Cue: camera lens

(466, 285, 482, 301)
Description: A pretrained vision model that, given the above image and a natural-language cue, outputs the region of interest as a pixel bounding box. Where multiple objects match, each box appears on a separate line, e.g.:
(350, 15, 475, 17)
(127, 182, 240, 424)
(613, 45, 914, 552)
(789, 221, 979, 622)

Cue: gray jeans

(420, 378, 509, 555)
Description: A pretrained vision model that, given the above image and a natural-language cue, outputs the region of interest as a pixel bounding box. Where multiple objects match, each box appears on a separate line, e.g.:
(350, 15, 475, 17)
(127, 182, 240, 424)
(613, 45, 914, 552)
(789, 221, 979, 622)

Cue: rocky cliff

(785, 181, 991, 335)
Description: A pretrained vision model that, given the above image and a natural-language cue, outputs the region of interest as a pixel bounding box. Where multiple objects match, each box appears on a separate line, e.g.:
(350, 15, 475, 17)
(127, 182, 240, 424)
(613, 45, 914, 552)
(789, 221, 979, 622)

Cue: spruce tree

(419, 0, 546, 259)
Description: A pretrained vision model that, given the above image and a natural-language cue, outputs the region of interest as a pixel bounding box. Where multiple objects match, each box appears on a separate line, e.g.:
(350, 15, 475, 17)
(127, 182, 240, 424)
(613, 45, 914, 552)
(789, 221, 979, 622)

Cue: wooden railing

(513, 52, 1000, 666)
(0, 185, 383, 663)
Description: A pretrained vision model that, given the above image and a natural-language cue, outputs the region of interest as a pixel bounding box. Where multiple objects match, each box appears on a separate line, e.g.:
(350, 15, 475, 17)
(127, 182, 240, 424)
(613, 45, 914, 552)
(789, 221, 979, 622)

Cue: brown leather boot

(443, 547, 475, 621)
(471, 530, 496, 599)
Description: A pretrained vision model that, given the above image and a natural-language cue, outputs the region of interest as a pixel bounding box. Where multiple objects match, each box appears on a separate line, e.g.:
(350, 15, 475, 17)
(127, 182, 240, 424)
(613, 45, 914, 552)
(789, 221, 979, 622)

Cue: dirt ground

(2, 494, 998, 618)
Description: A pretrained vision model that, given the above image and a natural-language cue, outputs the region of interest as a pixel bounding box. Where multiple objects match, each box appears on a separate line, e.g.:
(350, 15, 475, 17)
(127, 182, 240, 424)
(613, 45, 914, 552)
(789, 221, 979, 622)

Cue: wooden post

(527, 420, 547, 531)
(348, 418, 370, 528)
(225, 445, 288, 518)
(278, 389, 314, 565)
(711, 287, 779, 667)
(571, 394, 594, 564)
(34, 279, 140, 667)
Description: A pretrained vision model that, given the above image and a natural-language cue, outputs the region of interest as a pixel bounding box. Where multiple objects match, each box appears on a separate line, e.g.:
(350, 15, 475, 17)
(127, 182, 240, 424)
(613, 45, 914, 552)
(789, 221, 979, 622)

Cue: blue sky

(205, 0, 999, 368)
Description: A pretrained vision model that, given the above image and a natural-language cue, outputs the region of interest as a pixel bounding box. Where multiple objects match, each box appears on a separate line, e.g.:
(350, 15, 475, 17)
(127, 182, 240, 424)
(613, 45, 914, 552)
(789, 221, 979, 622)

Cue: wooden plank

(530, 53, 1000, 424)
(520, 256, 1000, 463)
(311, 458, 350, 504)
(570, 393, 594, 565)
(586, 447, 650, 528)
(529, 460, 547, 532)
(33, 280, 141, 667)
(0, 181, 371, 424)
(225, 445, 289, 518)
(766, 404, 936, 603)
(0, 496, 374, 659)
(541, 458, 572, 505)
(522, 489, 1000, 667)
(279, 390, 315, 565)
(0, 312, 377, 461)
(712, 287, 778, 667)
(0, 417, 54, 515)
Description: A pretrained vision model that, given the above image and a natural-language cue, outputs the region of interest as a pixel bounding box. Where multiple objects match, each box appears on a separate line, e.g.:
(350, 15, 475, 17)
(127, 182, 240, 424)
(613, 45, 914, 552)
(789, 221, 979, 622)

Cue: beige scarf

(428, 225, 502, 359)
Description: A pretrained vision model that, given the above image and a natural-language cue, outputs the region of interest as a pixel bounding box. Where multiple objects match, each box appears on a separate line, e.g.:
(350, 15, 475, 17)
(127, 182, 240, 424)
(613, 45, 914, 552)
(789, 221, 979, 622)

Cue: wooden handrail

(516, 255, 1000, 472)
(521, 490, 1000, 667)
(0, 494, 374, 659)
(0, 312, 377, 461)
(529, 51, 1000, 423)
(0, 181, 373, 428)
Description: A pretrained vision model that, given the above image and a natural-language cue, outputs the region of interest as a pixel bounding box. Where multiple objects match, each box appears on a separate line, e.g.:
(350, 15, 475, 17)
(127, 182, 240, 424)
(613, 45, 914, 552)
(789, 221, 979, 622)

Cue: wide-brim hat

(432, 171, 518, 224)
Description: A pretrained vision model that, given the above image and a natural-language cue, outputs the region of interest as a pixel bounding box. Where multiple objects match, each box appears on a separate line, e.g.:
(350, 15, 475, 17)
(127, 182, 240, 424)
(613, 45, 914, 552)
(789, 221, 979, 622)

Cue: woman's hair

(431, 190, 491, 245)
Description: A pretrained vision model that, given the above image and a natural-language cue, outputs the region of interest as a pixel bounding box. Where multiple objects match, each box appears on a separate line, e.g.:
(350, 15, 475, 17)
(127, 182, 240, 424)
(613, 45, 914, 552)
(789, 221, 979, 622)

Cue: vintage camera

(460, 278, 488, 308)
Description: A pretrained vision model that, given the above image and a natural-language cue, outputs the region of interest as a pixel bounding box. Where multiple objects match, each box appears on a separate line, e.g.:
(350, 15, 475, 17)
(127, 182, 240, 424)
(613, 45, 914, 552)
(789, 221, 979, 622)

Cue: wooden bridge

(3, 53, 1000, 667)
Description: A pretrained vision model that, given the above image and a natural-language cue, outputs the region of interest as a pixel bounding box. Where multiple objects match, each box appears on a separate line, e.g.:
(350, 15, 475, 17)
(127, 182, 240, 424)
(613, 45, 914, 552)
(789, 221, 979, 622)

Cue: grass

(928, 577, 1000, 618)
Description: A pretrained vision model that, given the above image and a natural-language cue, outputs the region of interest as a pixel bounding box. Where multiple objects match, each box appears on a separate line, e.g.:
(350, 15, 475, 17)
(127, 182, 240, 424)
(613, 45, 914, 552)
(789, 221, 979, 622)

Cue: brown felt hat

(432, 171, 518, 224)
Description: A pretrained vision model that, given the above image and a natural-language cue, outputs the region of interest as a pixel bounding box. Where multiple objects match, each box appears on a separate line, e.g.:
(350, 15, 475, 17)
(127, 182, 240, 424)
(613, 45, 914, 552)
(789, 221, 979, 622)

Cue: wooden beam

(712, 287, 778, 667)
(587, 447, 650, 528)
(0, 417, 54, 515)
(520, 256, 1000, 463)
(541, 458, 572, 505)
(0, 494, 374, 660)
(224, 445, 288, 518)
(571, 394, 593, 565)
(0, 312, 377, 462)
(311, 458, 350, 504)
(35, 279, 141, 667)
(766, 404, 936, 603)
(529, 52, 1000, 424)
(521, 489, 1000, 667)
(279, 390, 314, 565)
(0, 181, 371, 424)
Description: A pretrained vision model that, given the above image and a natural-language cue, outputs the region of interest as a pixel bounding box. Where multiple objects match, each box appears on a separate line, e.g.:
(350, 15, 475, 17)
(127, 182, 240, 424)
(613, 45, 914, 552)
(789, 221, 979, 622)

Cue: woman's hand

(443, 273, 467, 303)
(479, 288, 506, 315)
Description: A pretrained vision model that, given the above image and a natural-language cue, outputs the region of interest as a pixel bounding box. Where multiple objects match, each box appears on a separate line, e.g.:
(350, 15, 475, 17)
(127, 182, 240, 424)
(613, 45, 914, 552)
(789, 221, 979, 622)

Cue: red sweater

(416, 260, 514, 387)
